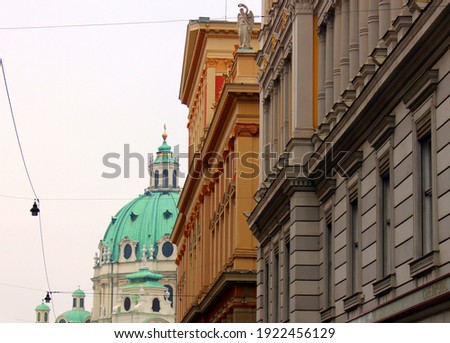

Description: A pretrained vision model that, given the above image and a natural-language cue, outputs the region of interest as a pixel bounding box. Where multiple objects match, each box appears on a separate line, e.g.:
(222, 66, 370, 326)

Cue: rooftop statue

(237, 4, 254, 50)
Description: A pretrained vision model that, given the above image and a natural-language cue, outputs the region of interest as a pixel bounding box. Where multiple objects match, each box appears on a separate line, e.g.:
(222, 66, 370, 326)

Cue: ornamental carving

(234, 123, 259, 137)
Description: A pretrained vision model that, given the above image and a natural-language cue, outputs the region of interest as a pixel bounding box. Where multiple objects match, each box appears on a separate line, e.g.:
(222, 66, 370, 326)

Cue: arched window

(162, 169, 168, 188)
(37, 312, 41, 322)
(44, 312, 48, 322)
(80, 298, 84, 308)
(152, 298, 160, 312)
(73, 298, 77, 308)
(164, 285, 174, 307)
(154, 170, 159, 188)
(173, 170, 177, 188)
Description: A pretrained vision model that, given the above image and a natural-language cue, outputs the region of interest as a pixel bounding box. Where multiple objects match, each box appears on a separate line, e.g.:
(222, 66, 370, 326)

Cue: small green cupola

(35, 301, 50, 323)
(72, 287, 86, 310)
(147, 126, 180, 191)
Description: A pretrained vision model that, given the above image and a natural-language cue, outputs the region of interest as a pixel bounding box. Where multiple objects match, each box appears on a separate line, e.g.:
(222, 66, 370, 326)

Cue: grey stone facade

(248, 0, 450, 322)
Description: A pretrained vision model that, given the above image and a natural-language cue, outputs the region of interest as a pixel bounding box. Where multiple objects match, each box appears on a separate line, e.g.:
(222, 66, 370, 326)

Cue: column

(272, 82, 279, 157)
(379, 0, 391, 40)
(358, 0, 369, 66)
(318, 26, 326, 124)
(368, 0, 379, 54)
(340, 0, 350, 93)
(391, 0, 402, 23)
(325, 14, 334, 114)
(333, 5, 341, 102)
(291, 1, 315, 138)
(262, 99, 270, 180)
(349, 0, 359, 78)
(282, 61, 291, 147)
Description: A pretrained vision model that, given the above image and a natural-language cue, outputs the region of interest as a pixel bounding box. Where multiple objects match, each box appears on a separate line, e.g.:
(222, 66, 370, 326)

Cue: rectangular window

(274, 252, 279, 322)
(284, 241, 290, 322)
(420, 133, 433, 255)
(381, 170, 391, 276)
(326, 221, 334, 308)
(350, 198, 359, 294)
(265, 261, 270, 322)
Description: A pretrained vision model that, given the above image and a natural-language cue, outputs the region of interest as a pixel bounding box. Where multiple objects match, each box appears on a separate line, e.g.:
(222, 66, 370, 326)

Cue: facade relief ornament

(234, 123, 259, 137)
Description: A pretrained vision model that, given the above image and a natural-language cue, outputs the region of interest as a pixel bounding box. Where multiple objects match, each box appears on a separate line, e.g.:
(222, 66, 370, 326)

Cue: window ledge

(409, 251, 439, 278)
(343, 292, 364, 312)
(320, 306, 335, 322)
(373, 274, 396, 297)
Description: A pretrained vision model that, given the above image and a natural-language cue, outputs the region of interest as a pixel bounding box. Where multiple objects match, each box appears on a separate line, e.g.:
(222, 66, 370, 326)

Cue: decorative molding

(340, 150, 363, 178)
(409, 251, 440, 278)
(403, 69, 439, 111)
(234, 123, 259, 137)
(343, 292, 364, 312)
(320, 306, 335, 322)
(368, 115, 396, 150)
(373, 274, 396, 297)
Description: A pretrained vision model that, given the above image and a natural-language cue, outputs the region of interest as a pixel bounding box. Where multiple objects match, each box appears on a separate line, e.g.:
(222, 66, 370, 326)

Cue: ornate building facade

(172, 18, 261, 322)
(91, 133, 180, 323)
(248, 0, 450, 322)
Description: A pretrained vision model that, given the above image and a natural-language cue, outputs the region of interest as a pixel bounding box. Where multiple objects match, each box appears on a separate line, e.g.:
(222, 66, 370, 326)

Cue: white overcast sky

(0, 0, 261, 323)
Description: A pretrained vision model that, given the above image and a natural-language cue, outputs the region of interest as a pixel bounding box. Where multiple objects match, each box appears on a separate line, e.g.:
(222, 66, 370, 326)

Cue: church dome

(101, 191, 179, 262)
(35, 302, 50, 312)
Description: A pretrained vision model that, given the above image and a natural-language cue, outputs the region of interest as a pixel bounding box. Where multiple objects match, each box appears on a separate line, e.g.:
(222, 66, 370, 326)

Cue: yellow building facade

(172, 18, 260, 322)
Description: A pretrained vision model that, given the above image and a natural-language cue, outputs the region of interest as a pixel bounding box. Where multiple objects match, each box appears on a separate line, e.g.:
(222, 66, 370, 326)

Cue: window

(80, 298, 84, 308)
(124, 244, 132, 260)
(124, 297, 131, 311)
(164, 285, 174, 307)
(154, 170, 159, 187)
(173, 170, 177, 188)
(380, 170, 392, 276)
(349, 197, 360, 294)
(420, 133, 433, 255)
(163, 169, 169, 188)
(152, 298, 160, 312)
(284, 241, 290, 322)
(73, 298, 77, 308)
(44, 312, 48, 322)
(325, 221, 334, 308)
(265, 260, 270, 322)
(37, 312, 41, 322)
(273, 252, 279, 322)
(162, 241, 174, 258)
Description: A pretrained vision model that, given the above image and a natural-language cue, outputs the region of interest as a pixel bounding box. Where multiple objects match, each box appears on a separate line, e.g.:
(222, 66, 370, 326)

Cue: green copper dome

(58, 309, 91, 323)
(35, 302, 50, 312)
(101, 191, 179, 262)
(154, 141, 178, 164)
(72, 288, 85, 297)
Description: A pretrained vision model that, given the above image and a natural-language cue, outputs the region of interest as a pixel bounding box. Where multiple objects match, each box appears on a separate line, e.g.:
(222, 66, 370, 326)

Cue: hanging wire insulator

(30, 200, 40, 216)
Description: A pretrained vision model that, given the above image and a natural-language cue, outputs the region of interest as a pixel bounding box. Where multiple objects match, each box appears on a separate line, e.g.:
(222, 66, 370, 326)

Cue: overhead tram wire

(0, 59, 56, 320)
(0, 4, 445, 32)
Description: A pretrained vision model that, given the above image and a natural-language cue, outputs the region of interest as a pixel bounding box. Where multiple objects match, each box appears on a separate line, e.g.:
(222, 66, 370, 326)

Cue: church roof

(35, 302, 50, 312)
(153, 137, 178, 164)
(72, 288, 85, 298)
(124, 268, 166, 289)
(101, 191, 179, 262)
(58, 309, 91, 323)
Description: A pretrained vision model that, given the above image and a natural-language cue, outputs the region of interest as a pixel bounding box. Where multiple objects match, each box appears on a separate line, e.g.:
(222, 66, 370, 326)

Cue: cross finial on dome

(162, 124, 167, 142)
